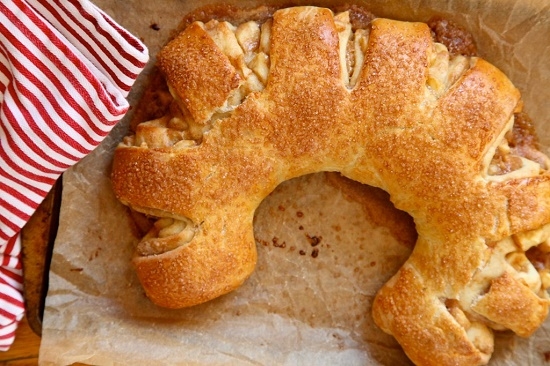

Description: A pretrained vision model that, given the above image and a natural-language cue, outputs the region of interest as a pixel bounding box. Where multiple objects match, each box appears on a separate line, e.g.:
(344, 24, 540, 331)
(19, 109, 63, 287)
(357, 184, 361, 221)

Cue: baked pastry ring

(111, 6, 550, 366)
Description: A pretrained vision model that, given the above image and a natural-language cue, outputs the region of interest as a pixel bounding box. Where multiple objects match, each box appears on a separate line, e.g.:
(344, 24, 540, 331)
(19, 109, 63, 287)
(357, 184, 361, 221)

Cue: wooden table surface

(0, 316, 41, 365)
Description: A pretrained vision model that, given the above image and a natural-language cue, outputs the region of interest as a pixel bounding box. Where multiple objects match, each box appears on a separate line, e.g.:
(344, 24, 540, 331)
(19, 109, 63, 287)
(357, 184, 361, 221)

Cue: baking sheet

(38, 0, 550, 364)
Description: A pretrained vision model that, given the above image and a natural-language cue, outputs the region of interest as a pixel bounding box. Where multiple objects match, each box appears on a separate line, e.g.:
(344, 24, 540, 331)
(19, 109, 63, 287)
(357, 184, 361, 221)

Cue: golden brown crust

(111, 5, 550, 366)
(157, 22, 241, 124)
(372, 266, 490, 366)
(471, 272, 549, 337)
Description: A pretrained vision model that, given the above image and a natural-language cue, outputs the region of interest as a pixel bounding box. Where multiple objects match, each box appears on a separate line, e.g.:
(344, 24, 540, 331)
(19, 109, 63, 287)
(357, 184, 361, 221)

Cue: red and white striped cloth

(0, 0, 148, 350)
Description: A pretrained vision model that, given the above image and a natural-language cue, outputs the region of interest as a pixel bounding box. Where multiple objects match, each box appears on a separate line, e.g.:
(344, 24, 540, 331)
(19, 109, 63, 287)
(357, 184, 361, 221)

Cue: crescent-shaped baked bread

(111, 6, 550, 366)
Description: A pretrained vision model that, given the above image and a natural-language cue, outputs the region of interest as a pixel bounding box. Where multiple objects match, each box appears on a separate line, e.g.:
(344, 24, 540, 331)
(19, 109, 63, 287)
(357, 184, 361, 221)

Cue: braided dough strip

(112, 6, 550, 366)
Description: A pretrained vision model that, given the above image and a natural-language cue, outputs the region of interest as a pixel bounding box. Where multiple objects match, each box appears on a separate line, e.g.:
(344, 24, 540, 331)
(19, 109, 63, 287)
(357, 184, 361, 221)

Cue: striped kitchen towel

(0, 0, 148, 350)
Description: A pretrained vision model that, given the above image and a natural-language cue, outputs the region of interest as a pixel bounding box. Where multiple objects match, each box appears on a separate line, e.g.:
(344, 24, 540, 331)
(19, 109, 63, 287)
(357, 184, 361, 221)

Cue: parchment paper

(38, 0, 550, 365)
